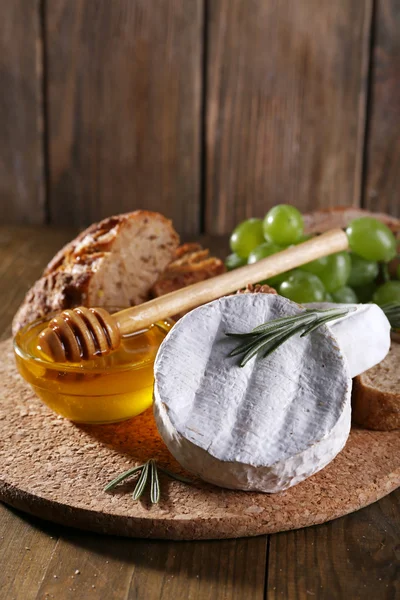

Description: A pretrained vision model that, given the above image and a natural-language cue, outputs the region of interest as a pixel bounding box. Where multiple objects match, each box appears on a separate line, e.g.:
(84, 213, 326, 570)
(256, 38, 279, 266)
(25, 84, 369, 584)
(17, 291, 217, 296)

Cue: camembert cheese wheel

(154, 294, 352, 493)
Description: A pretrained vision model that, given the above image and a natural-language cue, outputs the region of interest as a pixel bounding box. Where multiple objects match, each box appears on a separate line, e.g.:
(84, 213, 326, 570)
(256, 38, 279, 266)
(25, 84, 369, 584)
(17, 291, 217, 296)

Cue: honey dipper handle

(114, 228, 349, 336)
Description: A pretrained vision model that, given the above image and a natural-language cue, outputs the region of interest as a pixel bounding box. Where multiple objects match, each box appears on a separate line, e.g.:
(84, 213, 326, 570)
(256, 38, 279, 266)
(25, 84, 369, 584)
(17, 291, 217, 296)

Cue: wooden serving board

(1, 339, 399, 540)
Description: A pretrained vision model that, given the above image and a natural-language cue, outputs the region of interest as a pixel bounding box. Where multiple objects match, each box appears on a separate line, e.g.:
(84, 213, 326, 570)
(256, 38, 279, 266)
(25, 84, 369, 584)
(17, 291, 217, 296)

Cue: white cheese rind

(154, 294, 352, 493)
(305, 302, 391, 378)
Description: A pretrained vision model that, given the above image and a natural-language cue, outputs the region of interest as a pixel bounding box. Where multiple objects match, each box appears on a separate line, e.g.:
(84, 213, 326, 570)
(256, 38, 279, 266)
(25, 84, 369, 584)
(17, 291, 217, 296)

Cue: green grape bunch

(226, 205, 399, 308)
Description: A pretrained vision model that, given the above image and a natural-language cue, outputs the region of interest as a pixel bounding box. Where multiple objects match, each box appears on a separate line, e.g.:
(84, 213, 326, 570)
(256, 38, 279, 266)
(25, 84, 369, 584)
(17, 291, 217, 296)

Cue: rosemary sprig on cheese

(104, 459, 193, 504)
(226, 306, 354, 367)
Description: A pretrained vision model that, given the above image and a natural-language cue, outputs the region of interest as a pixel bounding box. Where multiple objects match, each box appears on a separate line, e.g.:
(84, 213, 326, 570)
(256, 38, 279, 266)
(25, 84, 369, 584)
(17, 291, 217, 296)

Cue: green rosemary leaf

(228, 315, 313, 358)
(250, 311, 313, 333)
(150, 460, 160, 504)
(238, 335, 278, 366)
(237, 317, 313, 366)
(133, 460, 150, 501)
(226, 312, 310, 339)
(228, 331, 272, 357)
(158, 466, 194, 484)
(258, 321, 311, 361)
(225, 331, 260, 339)
(227, 306, 355, 367)
(240, 321, 305, 366)
(104, 465, 144, 492)
(299, 309, 351, 337)
(105, 459, 195, 506)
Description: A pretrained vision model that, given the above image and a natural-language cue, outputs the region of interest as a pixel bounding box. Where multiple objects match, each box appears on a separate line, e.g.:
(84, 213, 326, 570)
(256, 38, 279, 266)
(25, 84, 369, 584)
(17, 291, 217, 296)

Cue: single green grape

(346, 217, 396, 262)
(316, 252, 351, 293)
(331, 286, 358, 304)
(229, 218, 265, 259)
(279, 270, 325, 304)
(247, 241, 283, 264)
(266, 271, 294, 287)
(302, 255, 329, 275)
(259, 270, 296, 288)
(325, 292, 334, 302)
(373, 280, 400, 306)
(263, 205, 304, 246)
(225, 253, 247, 271)
(353, 282, 377, 303)
(347, 254, 379, 287)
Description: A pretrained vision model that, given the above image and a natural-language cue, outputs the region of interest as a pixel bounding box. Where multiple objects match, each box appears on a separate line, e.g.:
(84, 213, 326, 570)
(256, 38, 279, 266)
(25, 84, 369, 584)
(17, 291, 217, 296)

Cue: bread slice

(12, 211, 180, 334)
(352, 343, 400, 430)
(151, 243, 226, 298)
(150, 243, 226, 319)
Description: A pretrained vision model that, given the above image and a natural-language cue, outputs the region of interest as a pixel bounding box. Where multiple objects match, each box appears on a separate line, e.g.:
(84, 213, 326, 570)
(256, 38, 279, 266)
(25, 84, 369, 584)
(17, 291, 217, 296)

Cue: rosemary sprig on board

(104, 459, 193, 504)
(381, 302, 400, 330)
(226, 306, 354, 367)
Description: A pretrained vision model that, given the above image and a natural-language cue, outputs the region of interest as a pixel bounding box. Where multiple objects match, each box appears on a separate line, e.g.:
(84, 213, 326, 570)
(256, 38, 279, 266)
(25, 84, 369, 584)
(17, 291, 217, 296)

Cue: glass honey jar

(14, 311, 173, 424)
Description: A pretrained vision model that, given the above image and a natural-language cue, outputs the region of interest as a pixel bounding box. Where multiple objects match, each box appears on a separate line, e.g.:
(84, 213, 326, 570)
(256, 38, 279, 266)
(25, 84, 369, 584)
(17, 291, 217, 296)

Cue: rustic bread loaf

(352, 343, 400, 430)
(12, 211, 180, 334)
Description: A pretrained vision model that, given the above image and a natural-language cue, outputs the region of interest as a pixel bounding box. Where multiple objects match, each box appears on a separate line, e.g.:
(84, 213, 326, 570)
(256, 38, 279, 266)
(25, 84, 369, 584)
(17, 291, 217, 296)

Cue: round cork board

(1, 339, 399, 540)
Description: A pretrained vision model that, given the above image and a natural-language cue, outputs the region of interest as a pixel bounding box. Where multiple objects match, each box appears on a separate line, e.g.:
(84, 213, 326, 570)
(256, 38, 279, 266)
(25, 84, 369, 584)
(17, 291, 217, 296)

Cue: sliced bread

(12, 211, 180, 334)
(352, 343, 400, 431)
(150, 242, 226, 319)
(151, 243, 225, 298)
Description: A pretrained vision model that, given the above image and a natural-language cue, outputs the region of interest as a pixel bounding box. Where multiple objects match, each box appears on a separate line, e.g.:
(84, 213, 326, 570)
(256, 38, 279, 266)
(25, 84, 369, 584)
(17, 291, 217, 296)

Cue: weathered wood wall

(0, 0, 399, 233)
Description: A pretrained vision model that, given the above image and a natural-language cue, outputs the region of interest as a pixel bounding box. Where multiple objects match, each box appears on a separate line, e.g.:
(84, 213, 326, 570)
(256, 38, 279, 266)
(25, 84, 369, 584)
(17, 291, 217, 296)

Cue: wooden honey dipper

(37, 229, 349, 363)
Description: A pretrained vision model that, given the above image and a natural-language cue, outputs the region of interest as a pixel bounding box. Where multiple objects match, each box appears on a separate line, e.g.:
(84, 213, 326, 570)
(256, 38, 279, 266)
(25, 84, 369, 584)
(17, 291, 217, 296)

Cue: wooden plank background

(45, 0, 203, 234)
(0, 0, 45, 225)
(205, 0, 373, 233)
(364, 0, 400, 216)
(0, 0, 399, 233)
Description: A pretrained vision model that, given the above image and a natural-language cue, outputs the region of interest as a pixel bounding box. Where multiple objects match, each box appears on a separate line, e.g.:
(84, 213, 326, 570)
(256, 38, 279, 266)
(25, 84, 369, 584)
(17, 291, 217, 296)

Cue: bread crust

(352, 343, 400, 431)
(12, 211, 179, 334)
(151, 244, 226, 298)
(45, 211, 177, 274)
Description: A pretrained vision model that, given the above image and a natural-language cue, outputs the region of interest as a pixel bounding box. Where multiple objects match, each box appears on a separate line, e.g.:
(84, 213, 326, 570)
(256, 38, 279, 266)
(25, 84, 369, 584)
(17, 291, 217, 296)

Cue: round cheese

(153, 294, 352, 493)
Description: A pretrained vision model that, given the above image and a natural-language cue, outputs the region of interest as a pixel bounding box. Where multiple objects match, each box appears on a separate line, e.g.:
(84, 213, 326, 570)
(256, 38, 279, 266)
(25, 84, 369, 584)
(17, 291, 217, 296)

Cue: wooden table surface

(0, 227, 399, 600)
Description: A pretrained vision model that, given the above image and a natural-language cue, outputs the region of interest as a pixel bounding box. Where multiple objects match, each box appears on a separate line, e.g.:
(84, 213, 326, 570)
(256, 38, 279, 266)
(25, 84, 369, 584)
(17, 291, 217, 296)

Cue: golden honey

(14, 315, 172, 424)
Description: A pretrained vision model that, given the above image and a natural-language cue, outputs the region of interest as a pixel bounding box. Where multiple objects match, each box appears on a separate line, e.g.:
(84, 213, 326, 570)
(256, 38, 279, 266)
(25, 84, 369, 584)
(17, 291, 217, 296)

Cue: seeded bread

(151, 243, 225, 298)
(12, 211, 180, 334)
(352, 343, 400, 430)
(150, 243, 226, 319)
